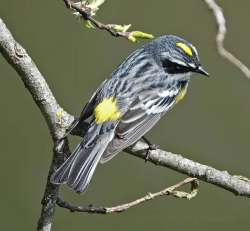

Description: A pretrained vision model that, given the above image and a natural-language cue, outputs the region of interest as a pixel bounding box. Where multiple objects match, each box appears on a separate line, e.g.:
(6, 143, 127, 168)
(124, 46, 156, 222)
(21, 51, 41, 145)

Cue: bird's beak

(196, 65, 209, 77)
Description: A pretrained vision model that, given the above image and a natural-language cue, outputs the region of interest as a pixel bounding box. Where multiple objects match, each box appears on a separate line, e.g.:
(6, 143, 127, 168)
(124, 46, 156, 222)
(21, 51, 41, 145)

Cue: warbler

(50, 35, 209, 193)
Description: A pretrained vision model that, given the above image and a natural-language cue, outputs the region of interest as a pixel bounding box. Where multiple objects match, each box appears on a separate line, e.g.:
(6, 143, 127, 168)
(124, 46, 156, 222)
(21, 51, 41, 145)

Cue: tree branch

(56, 177, 199, 214)
(126, 142, 250, 197)
(37, 139, 71, 231)
(0, 18, 73, 231)
(0, 19, 74, 138)
(204, 0, 250, 79)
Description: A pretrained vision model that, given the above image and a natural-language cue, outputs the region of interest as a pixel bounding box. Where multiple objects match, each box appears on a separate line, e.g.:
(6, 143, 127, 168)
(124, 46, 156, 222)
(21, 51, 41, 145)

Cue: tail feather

(50, 143, 82, 184)
(50, 132, 113, 193)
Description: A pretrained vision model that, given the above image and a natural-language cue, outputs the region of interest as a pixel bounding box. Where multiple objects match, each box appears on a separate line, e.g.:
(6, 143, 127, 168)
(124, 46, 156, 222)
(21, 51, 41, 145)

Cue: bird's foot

(141, 136, 159, 162)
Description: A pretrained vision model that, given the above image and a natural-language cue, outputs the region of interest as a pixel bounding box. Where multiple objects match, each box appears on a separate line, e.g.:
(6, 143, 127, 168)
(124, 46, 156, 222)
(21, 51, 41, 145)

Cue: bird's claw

(145, 143, 159, 162)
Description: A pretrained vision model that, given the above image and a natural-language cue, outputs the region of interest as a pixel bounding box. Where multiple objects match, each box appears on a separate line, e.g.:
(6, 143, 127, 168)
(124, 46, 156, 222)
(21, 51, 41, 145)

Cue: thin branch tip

(62, 0, 154, 42)
(204, 0, 250, 79)
(56, 177, 199, 214)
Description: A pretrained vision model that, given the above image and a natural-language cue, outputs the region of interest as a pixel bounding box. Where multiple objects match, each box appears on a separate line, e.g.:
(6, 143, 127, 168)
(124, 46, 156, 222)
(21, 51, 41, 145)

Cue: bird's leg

(141, 136, 159, 162)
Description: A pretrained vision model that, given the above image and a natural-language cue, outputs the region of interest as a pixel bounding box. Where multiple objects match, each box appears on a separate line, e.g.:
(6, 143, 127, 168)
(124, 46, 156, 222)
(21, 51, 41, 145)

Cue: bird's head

(151, 35, 209, 77)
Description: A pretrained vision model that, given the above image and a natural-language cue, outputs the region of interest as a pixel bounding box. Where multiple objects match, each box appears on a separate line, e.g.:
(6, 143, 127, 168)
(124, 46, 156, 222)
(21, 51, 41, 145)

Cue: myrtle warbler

(50, 35, 209, 193)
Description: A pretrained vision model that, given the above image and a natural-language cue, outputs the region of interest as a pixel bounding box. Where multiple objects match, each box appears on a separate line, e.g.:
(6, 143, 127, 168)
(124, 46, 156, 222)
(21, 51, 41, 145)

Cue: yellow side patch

(176, 42, 193, 56)
(175, 87, 187, 104)
(94, 97, 121, 124)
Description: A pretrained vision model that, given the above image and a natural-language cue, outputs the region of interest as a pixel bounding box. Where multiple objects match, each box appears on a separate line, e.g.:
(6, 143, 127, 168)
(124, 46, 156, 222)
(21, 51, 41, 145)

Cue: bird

(50, 35, 209, 193)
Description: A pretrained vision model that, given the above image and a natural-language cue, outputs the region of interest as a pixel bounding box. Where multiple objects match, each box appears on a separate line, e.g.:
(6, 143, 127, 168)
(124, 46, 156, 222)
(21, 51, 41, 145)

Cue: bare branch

(37, 139, 71, 231)
(0, 19, 74, 139)
(0, 18, 73, 231)
(204, 0, 250, 79)
(56, 178, 199, 214)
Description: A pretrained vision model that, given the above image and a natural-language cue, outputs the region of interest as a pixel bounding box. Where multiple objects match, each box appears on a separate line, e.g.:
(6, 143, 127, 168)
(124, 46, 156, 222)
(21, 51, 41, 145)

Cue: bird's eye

(162, 59, 189, 74)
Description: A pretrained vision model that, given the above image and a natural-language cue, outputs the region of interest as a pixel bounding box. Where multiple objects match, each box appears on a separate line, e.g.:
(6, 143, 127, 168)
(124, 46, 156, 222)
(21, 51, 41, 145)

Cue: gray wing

(100, 84, 184, 163)
(65, 80, 108, 137)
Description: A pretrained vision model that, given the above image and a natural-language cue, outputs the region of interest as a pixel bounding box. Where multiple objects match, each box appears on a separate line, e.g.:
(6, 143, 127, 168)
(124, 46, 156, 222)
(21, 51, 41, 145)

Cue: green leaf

(85, 20, 95, 29)
(113, 24, 131, 32)
(128, 31, 154, 42)
(128, 35, 137, 43)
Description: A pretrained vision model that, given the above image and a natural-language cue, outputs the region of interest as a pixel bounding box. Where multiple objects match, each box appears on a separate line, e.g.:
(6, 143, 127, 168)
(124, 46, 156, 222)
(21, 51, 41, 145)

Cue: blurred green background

(1, 0, 250, 230)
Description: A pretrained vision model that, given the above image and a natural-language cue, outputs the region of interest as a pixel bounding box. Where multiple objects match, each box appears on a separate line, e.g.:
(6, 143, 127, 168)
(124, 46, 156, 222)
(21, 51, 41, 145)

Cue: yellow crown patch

(94, 97, 121, 124)
(176, 42, 193, 56)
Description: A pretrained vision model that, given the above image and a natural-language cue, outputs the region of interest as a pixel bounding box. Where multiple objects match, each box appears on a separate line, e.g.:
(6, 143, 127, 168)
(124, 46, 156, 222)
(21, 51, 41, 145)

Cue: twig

(64, 0, 130, 37)
(63, 0, 128, 37)
(62, 0, 153, 42)
(204, 0, 250, 79)
(56, 178, 199, 214)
